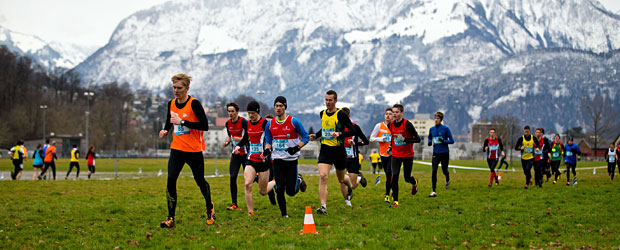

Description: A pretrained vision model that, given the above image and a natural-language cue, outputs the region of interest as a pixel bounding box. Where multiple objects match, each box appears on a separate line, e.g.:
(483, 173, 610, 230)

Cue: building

(470, 122, 493, 144)
(410, 113, 434, 137)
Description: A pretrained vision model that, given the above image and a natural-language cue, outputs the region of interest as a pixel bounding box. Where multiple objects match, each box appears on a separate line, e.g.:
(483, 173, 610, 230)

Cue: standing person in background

(549, 134, 564, 184)
(605, 143, 617, 181)
(65, 144, 81, 180)
(369, 108, 394, 203)
(483, 128, 505, 187)
(32, 144, 44, 180)
(86, 146, 96, 179)
(40, 141, 58, 180)
(564, 137, 581, 186)
(427, 111, 454, 197)
(388, 104, 421, 207)
(533, 128, 551, 188)
(9, 140, 25, 180)
(514, 126, 539, 189)
(369, 150, 381, 174)
(223, 102, 249, 211)
(159, 73, 214, 228)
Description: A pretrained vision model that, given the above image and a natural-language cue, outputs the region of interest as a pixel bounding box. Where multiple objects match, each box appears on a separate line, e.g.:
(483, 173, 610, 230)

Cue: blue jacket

(428, 124, 455, 154)
(564, 143, 581, 164)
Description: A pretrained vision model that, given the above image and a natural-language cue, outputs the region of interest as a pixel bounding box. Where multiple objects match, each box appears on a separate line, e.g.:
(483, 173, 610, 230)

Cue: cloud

(0, 14, 6, 24)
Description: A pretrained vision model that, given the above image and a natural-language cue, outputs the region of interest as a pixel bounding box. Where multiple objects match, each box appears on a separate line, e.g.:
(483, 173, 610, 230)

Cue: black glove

(286, 145, 301, 155)
(262, 148, 272, 157)
(387, 146, 392, 156)
(438, 138, 444, 143)
(428, 141, 432, 147)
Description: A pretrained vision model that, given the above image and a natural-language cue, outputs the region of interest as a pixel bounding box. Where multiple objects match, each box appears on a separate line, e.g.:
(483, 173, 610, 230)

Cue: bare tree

(582, 94, 620, 157)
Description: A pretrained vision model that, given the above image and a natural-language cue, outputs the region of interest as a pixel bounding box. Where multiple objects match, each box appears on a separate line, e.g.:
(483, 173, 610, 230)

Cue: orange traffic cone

(302, 206, 318, 234)
(498, 173, 502, 181)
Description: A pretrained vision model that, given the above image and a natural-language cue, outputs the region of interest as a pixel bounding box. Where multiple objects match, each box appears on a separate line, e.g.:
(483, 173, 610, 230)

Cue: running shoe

(268, 189, 277, 205)
(411, 178, 418, 195)
(524, 184, 529, 189)
(206, 202, 215, 225)
(347, 186, 353, 201)
(248, 211, 254, 216)
(553, 180, 556, 184)
(384, 195, 390, 203)
(87, 173, 91, 179)
(429, 192, 437, 197)
(445, 181, 450, 189)
(359, 174, 367, 188)
(566, 182, 570, 186)
(298, 174, 307, 192)
(391, 201, 399, 208)
(316, 206, 328, 215)
(282, 214, 289, 218)
(226, 203, 239, 210)
(488, 183, 492, 187)
(160, 217, 175, 228)
(345, 199, 352, 207)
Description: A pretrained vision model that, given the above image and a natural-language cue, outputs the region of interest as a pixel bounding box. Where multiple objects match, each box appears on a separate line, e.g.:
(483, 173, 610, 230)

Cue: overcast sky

(0, 0, 619, 47)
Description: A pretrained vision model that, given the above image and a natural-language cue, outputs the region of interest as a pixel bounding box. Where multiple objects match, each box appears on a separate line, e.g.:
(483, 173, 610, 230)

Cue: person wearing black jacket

(533, 128, 551, 188)
(482, 128, 505, 187)
(340, 107, 369, 206)
(514, 126, 540, 189)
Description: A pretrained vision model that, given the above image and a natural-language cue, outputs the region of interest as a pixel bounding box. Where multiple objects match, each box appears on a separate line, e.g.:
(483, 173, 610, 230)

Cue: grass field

(1, 158, 619, 249)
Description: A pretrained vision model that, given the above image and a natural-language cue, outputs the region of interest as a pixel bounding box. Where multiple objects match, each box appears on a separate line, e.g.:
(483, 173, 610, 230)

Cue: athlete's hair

(265, 114, 274, 119)
(385, 108, 392, 113)
(171, 73, 192, 87)
(341, 107, 350, 116)
(435, 111, 444, 121)
(489, 128, 496, 132)
(36, 144, 41, 149)
(16, 140, 23, 145)
(73, 144, 78, 148)
(524, 125, 531, 130)
(392, 104, 404, 112)
(554, 134, 560, 139)
(226, 102, 240, 112)
(535, 128, 545, 134)
(325, 90, 338, 100)
(45, 139, 50, 144)
(51, 141, 56, 145)
(89, 146, 95, 153)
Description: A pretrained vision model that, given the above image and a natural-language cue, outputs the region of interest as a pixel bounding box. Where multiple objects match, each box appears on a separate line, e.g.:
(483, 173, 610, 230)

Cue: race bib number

(566, 151, 573, 157)
(535, 149, 542, 155)
(432, 136, 442, 145)
(174, 124, 190, 135)
(552, 152, 560, 158)
(345, 147, 354, 157)
(322, 128, 335, 140)
(249, 143, 262, 155)
(610, 155, 616, 163)
(394, 135, 406, 146)
(273, 139, 288, 151)
(524, 147, 534, 153)
(382, 134, 392, 142)
(489, 145, 499, 151)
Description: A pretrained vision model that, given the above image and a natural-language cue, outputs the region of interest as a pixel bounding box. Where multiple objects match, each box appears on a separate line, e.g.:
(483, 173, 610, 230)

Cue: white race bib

(382, 134, 392, 142)
(273, 139, 288, 151)
(524, 147, 533, 153)
(345, 147, 354, 157)
(322, 128, 335, 139)
(610, 155, 616, 163)
(249, 143, 262, 155)
(394, 134, 406, 146)
(552, 152, 560, 158)
(566, 151, 573, 157)
(432, 136, 442, 145)
(174, 124, 190, 135)
(489, 145, 499, 151)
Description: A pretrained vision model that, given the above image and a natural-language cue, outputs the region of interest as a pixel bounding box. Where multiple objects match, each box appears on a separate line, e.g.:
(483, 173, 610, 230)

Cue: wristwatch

(181, 120, 185, 125)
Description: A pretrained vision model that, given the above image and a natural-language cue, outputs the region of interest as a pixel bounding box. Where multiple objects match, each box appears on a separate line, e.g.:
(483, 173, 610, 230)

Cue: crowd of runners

(5, 73, 618, 229)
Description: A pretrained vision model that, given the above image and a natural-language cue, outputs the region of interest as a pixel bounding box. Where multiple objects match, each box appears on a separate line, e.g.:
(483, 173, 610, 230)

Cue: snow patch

(195, 25, 247, 55)
(501, 60, 526, 74)
(467, 105, 483, 122)
(489, 86, 527, 108)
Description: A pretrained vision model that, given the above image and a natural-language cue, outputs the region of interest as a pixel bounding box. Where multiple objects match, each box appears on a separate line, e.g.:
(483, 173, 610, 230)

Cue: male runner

(159, 73, 214, 228)
(514, 126, 540, 189)
(263, 96, 309, 218)
(427, 111, 454, 197)
(605, 143, 617, 181)
(389, 104, 421, 206)
(86, 146, 96, 179)
(309, 90, 355, 215)
(235, 101, 277, 216)
(65, 144, 80, 180)
(549, 134, 564, 184)
(223, 102, 248, 210)
(341, 107, 369, 206)
(32, 144, 44, 180)
(369, 150, 381, 174)
(533, 128, 551, 188)
(369, 108, 394, 203)
(40, 141, 58, 180)
(482, 128, 505, 187)
(9, 140, 25, 180)
(564, 137, 581, 185)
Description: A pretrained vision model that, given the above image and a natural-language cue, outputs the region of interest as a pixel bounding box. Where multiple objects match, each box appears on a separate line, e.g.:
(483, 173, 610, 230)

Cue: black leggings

(273, 159, 300, 216)
(229, 154, 246, 205)
(497, 158, 509, 170)
(88, 165, 96, 174)
(166, 149, 213, 218)
(565, 162, 577, 182)
(12, 160, 22, 179)
(391, 157, 414, 202)
(608, 163, 616, 180)
(521, 159, 534, 185)
(550, 160, 561, 181)
(66, 162, 80, 178)
(432, 153, 450, 192)
(41, 161, 56, 179)
(381, 156, 392, 196)
(534, 160, 546, 186)
(487, 158, 499, 172)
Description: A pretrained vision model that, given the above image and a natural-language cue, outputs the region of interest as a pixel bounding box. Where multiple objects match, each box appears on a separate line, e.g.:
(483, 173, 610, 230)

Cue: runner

(234, 101, 277, 216)
(482, 128, 505, 187)
(223, 102, 248, 211)
(40, 141, 58, 180)
(65, 144, 80, 180)
(427, 111, 453, 197)
(309, 90, 355, 214)
(389, 104, 421, 206)
(514, 126, 539, 189)
(533, 128, 551, 188)
(159, 73, 214, 228)
(9, 140, 25, 180)
(564, 137, 581, 186)
(497, 156, 510, 172)
(32, 144, 44, 180)
(605, 143, 617, 181)
(369, 150, 381, 174)
(341, 107, 369, 206)
(263, 96, 309, 218)
(86, 146, 96, 179)
(549, 134, 564, 184)
(369, 108, 393, 203)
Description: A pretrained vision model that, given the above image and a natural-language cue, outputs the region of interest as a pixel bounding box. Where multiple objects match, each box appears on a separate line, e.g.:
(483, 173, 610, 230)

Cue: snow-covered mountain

(73, 0, 620, 135)
(0, 26, 96, 70)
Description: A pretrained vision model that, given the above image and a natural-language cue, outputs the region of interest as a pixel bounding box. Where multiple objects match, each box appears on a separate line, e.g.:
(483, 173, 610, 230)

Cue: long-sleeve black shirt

(164, 96, 209, 132)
